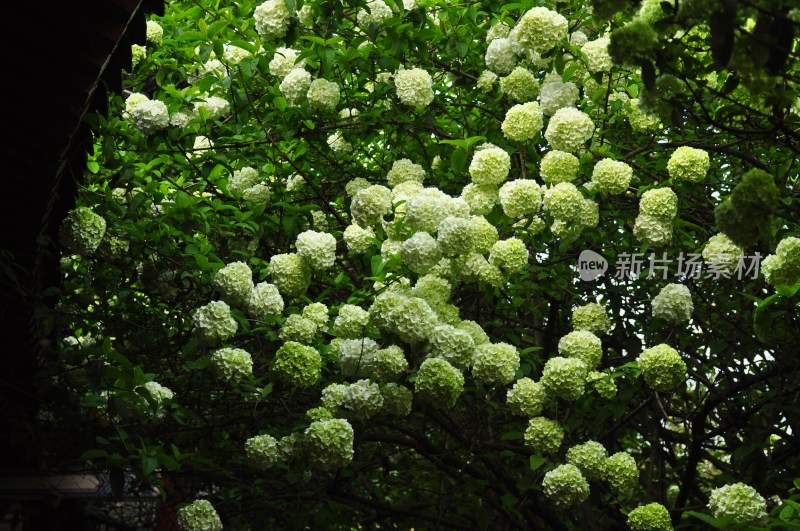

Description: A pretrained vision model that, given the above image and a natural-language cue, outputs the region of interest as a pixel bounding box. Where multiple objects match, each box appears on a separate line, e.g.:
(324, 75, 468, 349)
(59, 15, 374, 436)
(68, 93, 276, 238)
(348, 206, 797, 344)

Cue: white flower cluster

(400, 231, 442, 274)
(214, 261, 254, 305)
(332, 305, 370, 339)
(380, 382, 412, 415)
(307, 78, 340, 113)
(194, 95, 229, 119)
(708, 483, 768, 527)
(638, 344, 686, 392)
(668, 146, 710, 182)
(477, 70, 498, 92)
(627, 503, 672, 531)
(211, 347, 253, 380)
(566, 441, 607, 480)
(500, 67, 539, 102)
(254, 0, 291, 40)
(634, 187, 678, 246)
(279, 314, 319, 344)
(60, 207, 107, 255)
(498, 179, 542, 219)
(605, 451, 639, 495)
(369, 291, 439, 344)
(387, 159, 425, 188)
(245, 434, 281, 470)
(469, 143, 511, 186)
(146, 21, 163, 44)
(414, 357, 464, 408)
(542, 182, 598, 242)
(485, 38, 517, 75)
(132, 100, 169, 133)
(461, 184, 499, 215)
(176, 501, 223, 531)
(271, 341, 322, 387)
(227, 167, 260, 196)
(357, 0, 393, 29)
(140, 381, 174, 419)
(502, 102, 543, 142)
(269, 47, 304, 78)
(507, 377, 547, 417)
(280, 68, 312, 105)
(540, 150, 579, 184)
(489, 238, 529, 273)
(539, 81, 580, 116)
(582, 38, 613, 73)
(341, 379, 384, 419)
(702, 233, 743, 275)
(131, 44, 147, 67)
(269, 253, 311, 297)
(591, 158, 633, 195)
(223, 44, 251, 64)
(327, 131, 353, 153)
(573, 302, 611, 335)
(124, 93, 149, 117)
(587, 370, 617, 399)
(296, 230, 337, 271)
(540, 356, 587, 401)
(428, 324, 475, 370)
(344, 224, 375, 254)
(472, 342, 520, 385)
(542, 464, 589, 508)
(247, 282, 284, 320)
(524, 416, 563, 453)
(193, 301, 238, 343)
(351, 185, 393, 227)
(762, 236, 800, 287)
(514, 7, 568, 53)
(558, 330, 602, 369)
(651, 283, 693, 323)
(304, 418, 354, 470)
(394, 67, 434, 109)
(544, 107, 595, 152)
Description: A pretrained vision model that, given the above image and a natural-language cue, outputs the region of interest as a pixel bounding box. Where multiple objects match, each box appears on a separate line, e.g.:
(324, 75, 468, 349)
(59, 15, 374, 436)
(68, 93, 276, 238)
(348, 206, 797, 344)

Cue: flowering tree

(47, 0, 800, 529)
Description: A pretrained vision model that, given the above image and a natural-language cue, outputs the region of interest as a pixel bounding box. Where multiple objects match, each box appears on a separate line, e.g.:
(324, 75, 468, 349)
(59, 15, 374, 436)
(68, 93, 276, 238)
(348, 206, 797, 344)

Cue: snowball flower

(332, 305, 370, 339)
(566, 441, 607, 480)
(372, 345, 408, 382)
(708, 483, 768, 527)
(502, 102, 543, 142)
(543, 182, 584, 221)
(343, 224, 375, 254)
(211, 347, 253, 380)
(132, 100, 169, 133)
(542, 464, 589, 508)
(193, 301, 238, 343)
(524, 416, 564, 454)
(269, 253, 311, 297)
(194, 96, 230, 119)
(414, 357, 464, 408)
(472, 342, 520, 386)
(59, 206, 106, 255)
(357, 0, 393, 28)
(429, 324, 475, 370)
(627, 503, 672, 531)
(477, 70, 498, 92)
(640, 187, 678, 221)
(702, 233, 744, 275)
(540, 150, 580, 184)
(638, 344, 687, 392)
(342, 379, 384, 419)
(272, 341, 322, 387)
(461, 183, 499, 215)
(582, 38, 613, 73)
(246, 282, 284, 320)
(514, 7, 568, 53)
(489, 238, 529, 273)
(279, 314, 319, 344)
(177, 500, 222, 531)
(587, 371, 617, 399)
(146, 21, 163, 44)
(558, 330, 602, 369)
(651, 283, 693, 323)
(296, 230, 337, 271)
(499, 67, 539, 102)
(280, 68, 312, 105)
(469, 143, 511, 186)
(507, 378, 547, 417)
(499, 179, 542, 218)
(124, 93, 149, 117)
(591, 159, 633, 195)
(305, 418, 354, 470)
(544, 107, 595, 152)
(668, 146, 710, 182)
(131, 44, 146, 67)
(401, 231, 442, 274)
(307, 78, 340, 113)
(381, 383, 412, 415)
(327, 131, 353, 153)
(633, 214, 673, 247)
(539, 81, 580, 116)
(269, 47, 304, 78)
(394, 67, 434, 109)
(485, 38, 517, 75)
(254, 0, 291, 40)
(214, 261, 254, 305)
(606, 451, 639, 495)
(228, 167, 260, 196)
(572, 302, 611, 335)
(540, 356, 588, 401)
(351, 185, 392, 227)
(387, 159, 425, 188)
(245, 434, 281, 470)
(223, 44, 251, 64)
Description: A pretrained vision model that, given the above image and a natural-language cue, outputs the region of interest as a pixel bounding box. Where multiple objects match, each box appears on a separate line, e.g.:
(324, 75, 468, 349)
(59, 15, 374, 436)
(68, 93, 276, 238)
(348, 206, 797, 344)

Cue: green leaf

(529, 455, 546, 471)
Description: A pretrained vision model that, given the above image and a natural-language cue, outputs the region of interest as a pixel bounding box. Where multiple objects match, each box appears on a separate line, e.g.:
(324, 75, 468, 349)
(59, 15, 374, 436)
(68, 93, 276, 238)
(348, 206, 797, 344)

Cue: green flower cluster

(566, 440, 607, 480)
(214, 261, 254, 305)
(572, 302, 611, 335)
(429, 324, 476, 370)
(210, 347, 253, 380)
(542, 463, 590, 508)
(414, 357, 464, 408)
(667, 146, 710, 182)
(472, 342, 520, 386)
(193, 301, 238, 343)
(558, 330, 602, 370)
(651, 283, 693, 323)
(708, 482, 768, 527)
(762, 236, 800, 287)
(60, 207, 107, 255)
(627, 502, 673, 531)
(638, 344, 686, 392)
(304, 418, 355, 470)
(177, 499, 223, 531)
(507, 377, 547, 417)
(269, 253, 311, 297)
(271, 341, 322, 388)
(524, 416, 563, 454)
(540, 356, 587, 401)
(245, 434, 281, 470)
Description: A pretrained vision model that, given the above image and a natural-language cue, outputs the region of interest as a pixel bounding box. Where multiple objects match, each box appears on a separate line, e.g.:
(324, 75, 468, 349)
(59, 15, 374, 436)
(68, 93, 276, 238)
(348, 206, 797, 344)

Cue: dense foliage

(42, 0, 800, 528)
